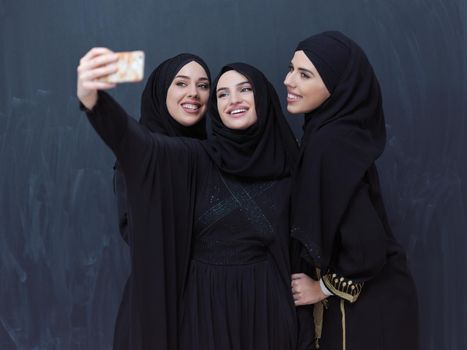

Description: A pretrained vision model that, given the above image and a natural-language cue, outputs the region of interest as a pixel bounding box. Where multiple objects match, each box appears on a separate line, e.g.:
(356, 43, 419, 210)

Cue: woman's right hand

(77, 47, 119, 110)
(291, 273, 328, 306)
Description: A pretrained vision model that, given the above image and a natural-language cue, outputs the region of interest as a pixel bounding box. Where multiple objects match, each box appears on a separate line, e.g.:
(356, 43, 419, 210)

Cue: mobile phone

(101, 50, 145, 83)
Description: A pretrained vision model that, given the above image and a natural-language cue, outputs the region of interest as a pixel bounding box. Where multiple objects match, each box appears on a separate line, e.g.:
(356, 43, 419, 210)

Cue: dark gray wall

(1, 0, 466, 349)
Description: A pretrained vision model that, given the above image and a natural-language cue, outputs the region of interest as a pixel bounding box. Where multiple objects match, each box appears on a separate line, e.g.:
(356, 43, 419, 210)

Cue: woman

(77, 50, 299, 349)
(284, 31, 419, 349)
(114, 52, 210, 243)
(108, 52, 211, 349)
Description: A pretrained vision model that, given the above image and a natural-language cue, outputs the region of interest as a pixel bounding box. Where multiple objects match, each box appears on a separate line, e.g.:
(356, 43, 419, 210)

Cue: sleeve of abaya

(83, 90, 198, 176)
(81, 91, 151, 168)
(290, 239, 316, 349)
(321, 181, 387, 303)
(82, 91, 200, 348)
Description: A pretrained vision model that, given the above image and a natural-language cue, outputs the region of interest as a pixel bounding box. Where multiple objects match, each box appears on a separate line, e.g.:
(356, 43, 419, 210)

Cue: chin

(287, 105, 301, 115)
(179, 116, 201, 127)
(226, 121, 246, 130)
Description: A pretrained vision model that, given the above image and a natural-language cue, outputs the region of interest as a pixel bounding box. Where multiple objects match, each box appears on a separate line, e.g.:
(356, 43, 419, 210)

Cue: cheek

(305, 84, 327, 103)
(200, 90, 210, 104)
(249, 106, 258, 123)
(166, 88, 181, 108)
(166, 98, 177, 116)
(217, 100, 228, 122)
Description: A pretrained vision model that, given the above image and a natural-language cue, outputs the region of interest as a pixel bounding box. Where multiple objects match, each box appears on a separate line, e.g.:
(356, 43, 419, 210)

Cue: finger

(81, 47, 114, 62)
(82, 81, 117, 90)
(79, 64, 118, 82)
(291, 273, 304, 280)
(294, 299, 305, 306)
(79, 54, 119, 74)
(291, 282, 300, 292)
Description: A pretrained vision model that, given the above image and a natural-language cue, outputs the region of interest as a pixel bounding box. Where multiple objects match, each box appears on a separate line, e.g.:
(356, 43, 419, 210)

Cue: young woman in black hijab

(284, 31, 419, 349)
(111, 53, 211, 350)
(77, 49, 299, 349)
(182, 63, 299, 349)
(115, 53, 209, 243)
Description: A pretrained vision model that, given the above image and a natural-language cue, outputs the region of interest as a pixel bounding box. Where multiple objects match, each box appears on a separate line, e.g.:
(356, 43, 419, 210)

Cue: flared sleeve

(321, 181, 387, 303)
(81, 91, 201, 349)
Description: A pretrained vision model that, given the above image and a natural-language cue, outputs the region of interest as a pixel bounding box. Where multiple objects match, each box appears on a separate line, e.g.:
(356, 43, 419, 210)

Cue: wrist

(79, 92, 98, 111)
(319, 278, 333, 297)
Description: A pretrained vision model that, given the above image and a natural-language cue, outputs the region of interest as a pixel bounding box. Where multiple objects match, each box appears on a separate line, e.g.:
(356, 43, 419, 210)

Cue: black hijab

(290, 31, 387, 271)
(115, 53, 211, 242)
(202, 63, 298, 179)
(139, 53, 210, 138)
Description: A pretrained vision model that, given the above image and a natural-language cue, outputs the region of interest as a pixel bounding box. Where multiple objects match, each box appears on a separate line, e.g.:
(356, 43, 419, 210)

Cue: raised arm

(76, 48, 151, 170)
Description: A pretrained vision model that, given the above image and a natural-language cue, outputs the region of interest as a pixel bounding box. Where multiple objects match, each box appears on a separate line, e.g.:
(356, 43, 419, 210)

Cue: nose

(283, 72, 294, 88)
(230, 91, 242, 104)
(187, 83, 199, 98)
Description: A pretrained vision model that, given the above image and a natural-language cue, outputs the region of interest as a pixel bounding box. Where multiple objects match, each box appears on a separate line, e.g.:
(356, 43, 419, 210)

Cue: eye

(300, 72, 311, 79)
(175, 80, 188, 87)
(198, 83, 210, 90)
(240, 85, 253, 93)
(217, 92, 228, 99)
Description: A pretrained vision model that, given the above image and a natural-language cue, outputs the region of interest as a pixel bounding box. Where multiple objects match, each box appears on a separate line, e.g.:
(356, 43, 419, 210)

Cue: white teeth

(230, 108, 247, 115)
(182, 103, 199, 110)
(288, 93, 300, 100)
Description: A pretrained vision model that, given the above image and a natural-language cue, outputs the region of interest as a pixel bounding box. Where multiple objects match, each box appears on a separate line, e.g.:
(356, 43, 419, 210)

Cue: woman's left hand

(291, 273, 328, 306)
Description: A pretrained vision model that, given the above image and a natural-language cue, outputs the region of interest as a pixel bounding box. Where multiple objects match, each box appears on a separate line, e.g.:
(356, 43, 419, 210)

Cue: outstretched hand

(77, 47, 119, 110)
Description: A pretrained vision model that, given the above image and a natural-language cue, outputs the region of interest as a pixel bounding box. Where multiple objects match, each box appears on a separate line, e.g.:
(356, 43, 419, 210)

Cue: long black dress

(110, 53, 211, 350)
(83, 63, 299, 349)
(180, 166, 296, 350)
(290, 31, 419, 349)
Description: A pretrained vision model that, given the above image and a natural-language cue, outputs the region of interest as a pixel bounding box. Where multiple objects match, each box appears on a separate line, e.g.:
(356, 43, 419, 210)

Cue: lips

(226, 106, 249, 118)
(287, 92, 302, 103)
(181, 102, 201, 114)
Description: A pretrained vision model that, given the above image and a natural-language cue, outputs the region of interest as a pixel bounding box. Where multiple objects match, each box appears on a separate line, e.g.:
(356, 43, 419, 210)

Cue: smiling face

(166, 61, 210, 126)
(216, 70, 257, 130)
(283, 50, 331, 115)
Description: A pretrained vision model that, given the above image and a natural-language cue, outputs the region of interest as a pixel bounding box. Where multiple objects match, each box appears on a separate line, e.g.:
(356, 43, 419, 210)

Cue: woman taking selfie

(284, 31, 419, 349)
(77, 49, 299, 349)
(109, 52, 212, 350)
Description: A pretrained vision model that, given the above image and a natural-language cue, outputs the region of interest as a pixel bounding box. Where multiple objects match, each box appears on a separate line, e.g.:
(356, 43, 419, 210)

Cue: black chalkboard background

(1, 0, 466, 349)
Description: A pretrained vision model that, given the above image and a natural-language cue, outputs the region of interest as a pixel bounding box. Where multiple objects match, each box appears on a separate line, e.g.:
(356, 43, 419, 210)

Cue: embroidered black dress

(180, 167, 296, 350)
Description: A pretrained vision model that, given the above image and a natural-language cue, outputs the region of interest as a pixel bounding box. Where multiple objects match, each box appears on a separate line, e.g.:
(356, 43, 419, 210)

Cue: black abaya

(290, 31, 419, 349)
(110, 54, 211, 350)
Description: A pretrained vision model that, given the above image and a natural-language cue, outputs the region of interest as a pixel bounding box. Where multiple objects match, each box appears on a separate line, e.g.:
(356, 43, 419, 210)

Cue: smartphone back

(102, 51, 145, 83)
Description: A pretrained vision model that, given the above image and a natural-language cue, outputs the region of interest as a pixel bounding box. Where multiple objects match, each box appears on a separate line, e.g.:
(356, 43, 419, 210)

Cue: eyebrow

(174, 75, 209, 81)
(216, 80, 251, 93)
(290, 62, 315, 76)
(298, 68, 314, 75)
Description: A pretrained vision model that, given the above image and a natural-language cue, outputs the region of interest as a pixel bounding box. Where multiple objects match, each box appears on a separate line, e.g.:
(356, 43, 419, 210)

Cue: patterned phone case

(101, 51, 145, 83)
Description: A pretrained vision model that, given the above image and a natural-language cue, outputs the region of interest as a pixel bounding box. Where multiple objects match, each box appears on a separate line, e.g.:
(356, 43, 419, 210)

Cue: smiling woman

(166, 62, 210, 126)
(77, 49, 213, 349)
(286, 31, 419, 350)
(284, 50, 331, 114)
(215, 70, 257, 130)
